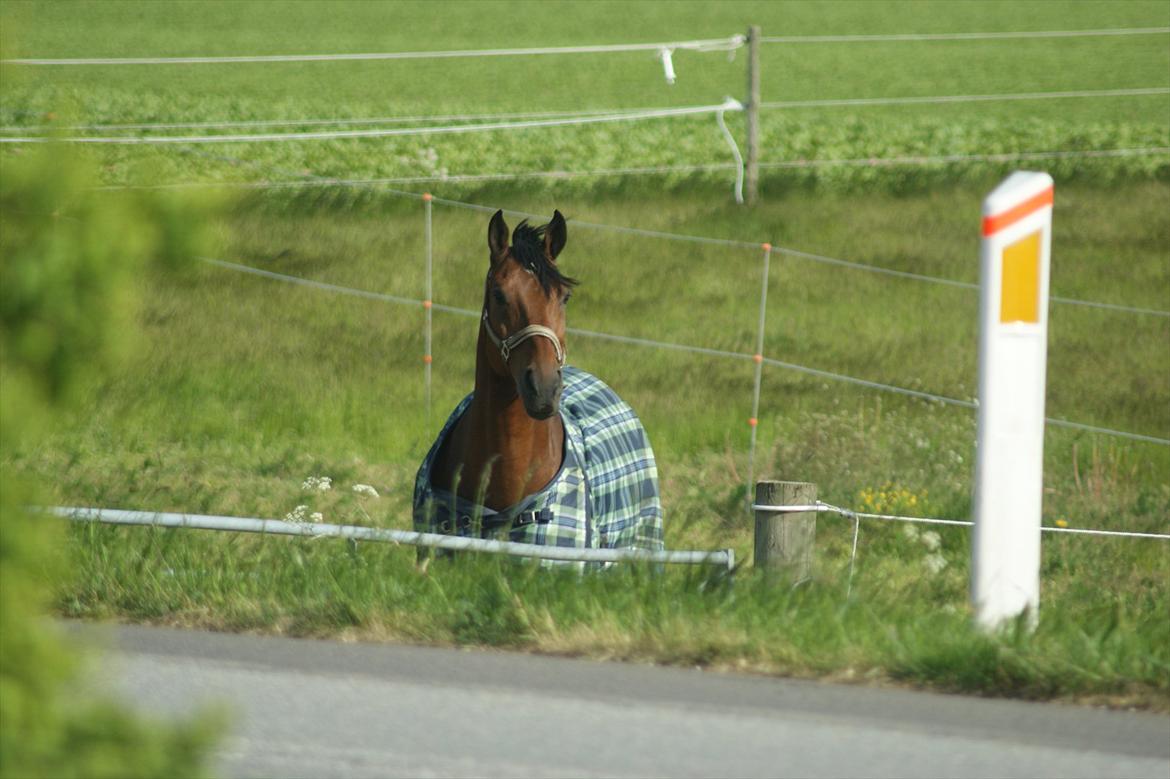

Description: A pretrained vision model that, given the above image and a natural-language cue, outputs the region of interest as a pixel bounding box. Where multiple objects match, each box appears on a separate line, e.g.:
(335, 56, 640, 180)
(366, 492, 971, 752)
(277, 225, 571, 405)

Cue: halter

(482, 309, 565, 366)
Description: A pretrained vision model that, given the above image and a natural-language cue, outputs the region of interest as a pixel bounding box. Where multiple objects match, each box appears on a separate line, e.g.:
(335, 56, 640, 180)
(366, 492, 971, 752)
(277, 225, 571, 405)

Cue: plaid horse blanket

(413, 366, 663, 557)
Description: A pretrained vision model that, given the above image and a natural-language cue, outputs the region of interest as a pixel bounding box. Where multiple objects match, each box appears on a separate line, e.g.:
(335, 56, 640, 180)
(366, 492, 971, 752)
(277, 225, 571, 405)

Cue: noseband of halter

(481, 309, 565, 366)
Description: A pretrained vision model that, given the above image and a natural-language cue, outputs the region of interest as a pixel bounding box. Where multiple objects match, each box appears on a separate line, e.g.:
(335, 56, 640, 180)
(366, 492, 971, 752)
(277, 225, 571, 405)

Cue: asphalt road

(74, 623, 1169, 778)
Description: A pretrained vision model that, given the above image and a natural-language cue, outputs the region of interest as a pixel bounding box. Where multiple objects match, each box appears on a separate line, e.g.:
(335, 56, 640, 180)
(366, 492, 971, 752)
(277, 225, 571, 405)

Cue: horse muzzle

(521, 367, 563, 420)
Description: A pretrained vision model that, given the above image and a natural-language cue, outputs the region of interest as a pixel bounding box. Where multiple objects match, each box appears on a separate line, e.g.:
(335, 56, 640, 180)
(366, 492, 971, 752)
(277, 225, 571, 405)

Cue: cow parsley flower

(310, 512, 324, 523)
(925, 553, 948, 574)
(302, 476, 332, 492)
(285, 505, 309, 523)
(352, 484, 379, 498)
(920, 530, 941, 551)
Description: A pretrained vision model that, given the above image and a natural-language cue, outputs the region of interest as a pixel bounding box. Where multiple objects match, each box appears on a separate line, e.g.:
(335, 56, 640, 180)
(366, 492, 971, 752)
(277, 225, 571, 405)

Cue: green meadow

(2, 1, 1168, 707)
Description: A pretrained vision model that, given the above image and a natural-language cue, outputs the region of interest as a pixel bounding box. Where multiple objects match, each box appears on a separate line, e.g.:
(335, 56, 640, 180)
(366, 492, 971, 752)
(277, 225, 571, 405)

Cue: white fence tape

(7, 88, 1161, 141)
(6, 26, 1163, 67)
(770, 244, 1170, 318)
(1, 106, 681, 134)
(432, 196, 1168, 318)
(761, 27, 1170, 44)
(8, 89, 1164, 136)
(94, 147, 1168, 318)
(758, 147, 1170, 170)
(3, 35, 744, 66)
(0, 101, 742, 145)
(760, 86, 1170, 111)
(429, 196, 761, 248)
(84, 148, 1170, 197)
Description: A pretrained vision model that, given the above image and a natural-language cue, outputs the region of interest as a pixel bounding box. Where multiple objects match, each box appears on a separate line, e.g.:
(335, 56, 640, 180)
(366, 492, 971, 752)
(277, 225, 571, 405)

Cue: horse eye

(562, 291, 572, 305)
(492, 289, 507, 307)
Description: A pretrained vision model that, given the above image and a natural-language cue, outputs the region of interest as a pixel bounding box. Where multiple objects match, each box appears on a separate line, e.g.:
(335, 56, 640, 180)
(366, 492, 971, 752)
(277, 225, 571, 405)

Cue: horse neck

(460, 328, 564, 510)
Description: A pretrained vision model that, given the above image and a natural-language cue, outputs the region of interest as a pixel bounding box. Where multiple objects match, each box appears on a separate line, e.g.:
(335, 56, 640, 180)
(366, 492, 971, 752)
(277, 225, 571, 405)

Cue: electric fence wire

(197, 256, 1170, 447)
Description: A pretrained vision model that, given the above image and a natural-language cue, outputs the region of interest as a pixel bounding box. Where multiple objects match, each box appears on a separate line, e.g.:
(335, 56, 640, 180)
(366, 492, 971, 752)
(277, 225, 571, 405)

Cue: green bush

(0, 147, 221, 778)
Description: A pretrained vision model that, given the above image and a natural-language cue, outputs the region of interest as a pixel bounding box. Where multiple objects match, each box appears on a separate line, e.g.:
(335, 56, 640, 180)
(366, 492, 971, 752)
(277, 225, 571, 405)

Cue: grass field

(2, 1, 1168, 192)
(2, 1, 1168, 707)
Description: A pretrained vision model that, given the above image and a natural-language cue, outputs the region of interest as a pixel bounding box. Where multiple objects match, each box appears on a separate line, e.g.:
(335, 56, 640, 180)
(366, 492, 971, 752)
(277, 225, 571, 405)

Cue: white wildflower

(285, 505, 309, 523)
(310, 512, 324, 523)
(302, 475, 332, 492)
(920, 530, 941, 551)
(352, 483, 380, 498)
(924, 552, 948, 574)
(901, 523, 920, 541)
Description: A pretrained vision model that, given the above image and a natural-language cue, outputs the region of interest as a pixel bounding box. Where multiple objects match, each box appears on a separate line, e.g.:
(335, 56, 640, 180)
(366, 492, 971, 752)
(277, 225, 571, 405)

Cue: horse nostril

(524, 368, 539, 397)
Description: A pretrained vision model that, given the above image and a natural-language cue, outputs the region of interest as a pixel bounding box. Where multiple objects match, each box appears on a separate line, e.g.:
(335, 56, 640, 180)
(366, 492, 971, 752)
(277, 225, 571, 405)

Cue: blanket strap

(438, 507, 553, 536)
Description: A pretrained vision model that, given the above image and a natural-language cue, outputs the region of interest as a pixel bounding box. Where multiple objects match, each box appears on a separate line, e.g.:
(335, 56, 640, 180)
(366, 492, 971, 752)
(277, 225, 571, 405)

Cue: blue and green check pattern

(413, 366, 664, 563)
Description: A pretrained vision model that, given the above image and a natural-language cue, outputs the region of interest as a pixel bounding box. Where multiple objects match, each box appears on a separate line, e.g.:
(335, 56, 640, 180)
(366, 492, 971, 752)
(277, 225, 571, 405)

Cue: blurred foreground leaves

(0, 147, 222, 778)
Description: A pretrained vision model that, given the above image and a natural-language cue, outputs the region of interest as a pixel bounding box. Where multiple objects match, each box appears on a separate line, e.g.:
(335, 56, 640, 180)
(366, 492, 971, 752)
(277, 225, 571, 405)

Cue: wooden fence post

(744, 25, 761, 206)
(754, 480, 816, 582)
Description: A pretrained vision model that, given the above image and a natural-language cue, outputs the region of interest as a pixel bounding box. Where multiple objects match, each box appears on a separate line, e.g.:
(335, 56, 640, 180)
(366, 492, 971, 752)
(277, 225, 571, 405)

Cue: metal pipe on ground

(51, 507, 735, 570)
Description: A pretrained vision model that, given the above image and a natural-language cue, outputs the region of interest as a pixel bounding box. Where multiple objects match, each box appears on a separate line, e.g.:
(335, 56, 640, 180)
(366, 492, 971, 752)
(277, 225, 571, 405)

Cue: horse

(412, 209, 663, 561)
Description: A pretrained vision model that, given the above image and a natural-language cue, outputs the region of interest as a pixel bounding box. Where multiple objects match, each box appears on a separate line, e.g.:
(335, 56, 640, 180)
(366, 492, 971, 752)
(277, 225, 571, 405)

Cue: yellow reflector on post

(1000, 230, 1041, 324)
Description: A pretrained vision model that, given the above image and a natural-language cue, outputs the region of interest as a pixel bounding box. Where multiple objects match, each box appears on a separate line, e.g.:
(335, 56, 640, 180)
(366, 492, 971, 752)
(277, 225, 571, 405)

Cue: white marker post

(972, 171, 1054, 631)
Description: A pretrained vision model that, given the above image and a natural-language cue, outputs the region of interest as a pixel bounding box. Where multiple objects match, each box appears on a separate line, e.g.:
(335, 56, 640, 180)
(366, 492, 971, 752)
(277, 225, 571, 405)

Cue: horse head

(483, 209, 577, 420)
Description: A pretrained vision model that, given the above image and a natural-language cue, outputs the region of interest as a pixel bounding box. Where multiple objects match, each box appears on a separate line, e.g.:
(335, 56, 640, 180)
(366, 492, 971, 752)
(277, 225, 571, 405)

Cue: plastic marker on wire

(716, 97, 746, 203)
(659, 48, 677, 84)
(971, 171, 1054, 632)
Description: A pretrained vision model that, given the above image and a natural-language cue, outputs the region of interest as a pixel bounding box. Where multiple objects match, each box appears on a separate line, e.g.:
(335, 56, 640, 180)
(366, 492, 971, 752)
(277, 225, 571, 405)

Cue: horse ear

(545, 210, 567, 262)
(488, 209, 509, 262)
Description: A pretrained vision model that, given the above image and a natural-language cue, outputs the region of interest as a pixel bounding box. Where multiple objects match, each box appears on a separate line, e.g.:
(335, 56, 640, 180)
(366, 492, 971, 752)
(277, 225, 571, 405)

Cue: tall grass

(63, 519, 1169, 709)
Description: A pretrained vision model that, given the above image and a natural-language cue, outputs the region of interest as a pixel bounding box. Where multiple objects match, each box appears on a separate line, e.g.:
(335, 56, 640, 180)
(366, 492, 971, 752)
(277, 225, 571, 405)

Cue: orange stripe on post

(982, 187, 1053, 236)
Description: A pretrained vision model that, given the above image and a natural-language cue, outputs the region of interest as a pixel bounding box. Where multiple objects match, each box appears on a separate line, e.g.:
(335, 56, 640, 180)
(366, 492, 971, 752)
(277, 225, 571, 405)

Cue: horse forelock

(508, 220, 578, 294)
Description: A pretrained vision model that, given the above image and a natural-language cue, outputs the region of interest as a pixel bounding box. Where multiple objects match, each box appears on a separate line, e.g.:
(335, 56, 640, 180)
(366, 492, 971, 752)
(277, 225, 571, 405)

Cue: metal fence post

(746, 242, 773, 510)
(745, 25, 761, 206)
(423, 193, 433, 419)
(754, 480, 816, 582)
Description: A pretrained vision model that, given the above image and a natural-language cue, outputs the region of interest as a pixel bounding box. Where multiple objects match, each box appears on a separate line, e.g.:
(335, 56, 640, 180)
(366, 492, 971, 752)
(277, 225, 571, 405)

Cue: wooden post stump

(754, 481, 816, 583)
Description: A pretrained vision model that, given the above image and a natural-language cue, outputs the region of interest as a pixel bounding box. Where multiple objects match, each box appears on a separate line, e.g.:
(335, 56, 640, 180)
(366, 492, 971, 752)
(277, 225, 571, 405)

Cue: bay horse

(412, 209, 663, 560)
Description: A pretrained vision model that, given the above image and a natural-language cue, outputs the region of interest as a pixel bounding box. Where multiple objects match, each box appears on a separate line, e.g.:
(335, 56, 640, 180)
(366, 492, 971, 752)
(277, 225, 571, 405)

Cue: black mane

(510, 220, 578, 294)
